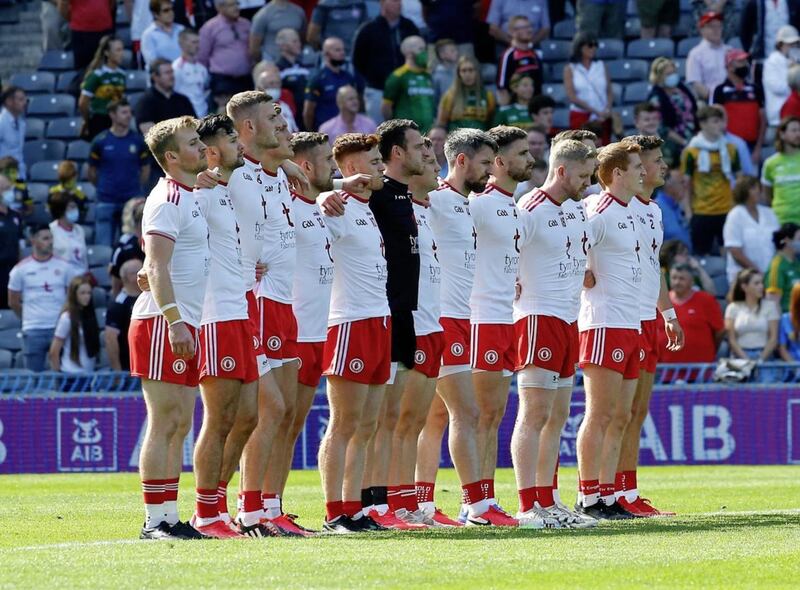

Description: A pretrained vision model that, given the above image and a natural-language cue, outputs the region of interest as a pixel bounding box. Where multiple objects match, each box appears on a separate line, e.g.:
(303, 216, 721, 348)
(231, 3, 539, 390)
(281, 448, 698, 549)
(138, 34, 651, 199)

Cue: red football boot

(430, 508, 464, 527)
(467, 505, 519, 527)
(367, 509, 426, 530)
(194, 519, 244, 539)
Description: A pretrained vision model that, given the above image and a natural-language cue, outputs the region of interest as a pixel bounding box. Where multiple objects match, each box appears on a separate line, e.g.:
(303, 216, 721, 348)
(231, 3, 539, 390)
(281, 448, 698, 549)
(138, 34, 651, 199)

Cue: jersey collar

(342, 190, 369, 204)
(536, 188, 561, 206)
(292, 190, 316, 205)
(602, 191, 628, 207)
(166, 177, 194, 192)
(486, 183, 514, 198)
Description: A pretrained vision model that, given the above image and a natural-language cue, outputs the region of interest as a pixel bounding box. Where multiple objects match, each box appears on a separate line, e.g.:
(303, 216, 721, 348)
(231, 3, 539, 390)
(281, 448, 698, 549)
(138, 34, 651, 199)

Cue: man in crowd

(487, 0, 551, 46)
(0, 86, 26, 182)
(319, 85, 377, 142)
(135, 60, 197, 136)
(530, 95, 555, 136)
(428, 125, 448, 176)
(304, 37, 364, 132)
(307, 0, 368, 52)
(173, 28, 211, 119)
(105, 258, 143, 371)
(762, 116, 800, 225)
(496, 15, 544, 105)
(654, 168, 693, 248)
(382, 36, 436, 133)
(0, 173, 22, 308)
(275, 28, 309, 119)
(686, 11, 730, 101)
(57, 0, 114, 70)
(249, 0, 306, 62)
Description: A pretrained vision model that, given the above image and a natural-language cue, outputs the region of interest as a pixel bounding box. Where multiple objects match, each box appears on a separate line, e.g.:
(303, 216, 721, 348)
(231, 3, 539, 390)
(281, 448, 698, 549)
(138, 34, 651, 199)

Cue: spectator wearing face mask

(382, 35, 436, 133)
(0, 173, 22, 309)
(765, 223, 800, 312)
(48, 161, 88, 222)
(647, 57, 698, 164)
(48, 190, 88, 274)
(253, 61, 299, 132)
(304, 36, 364, 131)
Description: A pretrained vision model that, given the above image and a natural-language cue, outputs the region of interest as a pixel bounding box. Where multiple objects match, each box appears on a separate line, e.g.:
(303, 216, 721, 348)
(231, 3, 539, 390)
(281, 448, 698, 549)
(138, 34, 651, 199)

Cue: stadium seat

(56, 71, 79, 92)
(10, 71, 56, 95)
(0, 329, 23, 352)
(0, 349, 12, 369)
(87, 244, 113, 267)
(606, 59, 649, 81)
(624, 17, 641, 38)
(552, 19, 575, 39)
(117, 26, 132, 48)
(596, 38, 624, 60)
(39, 50, 75, 71)
(672, 12, 694, 37)
(547, 63, 566, 82)
(23, 140, 66, 166)
(96, 307, 106, 329)
(27, 203, 52, 226)
(125, 70, 149, 92)
(624, 81, 652, 104)
(121, 49, 134, 69)
(92, 287, 107, 308)
(82, 224, 94, 244)
(46, 117, 83, 140)
(28, 160, 62, 182)
(700, 255, 726, 278)
(66, 140, 91, 162)
(78, 182, 96, 200)
(80, 162, 90, 181)
(83, 202, 96, 223)
(542, 83, 567, 104)
(539, 40, 571, 62)
(611, 83, 623, 106)
(762, 145, 777, 161)
(552, 108, 570, 129)
(0, 309, 21, 331)
(24, 118, 45, 140)
(91, 265, 112, 289)
(617, 106, 635, 127)
(127, 92, 145, 110)
(27, 94, 76, 119)
(627, 38, 675, 59)
(677, 36, 701, 58)
(12, 351, 24, 369)
(26, 182, 49, 204)
(674, 58, 686, 78)
(116, 3, 130, 25)
(712, 274, 729, 298)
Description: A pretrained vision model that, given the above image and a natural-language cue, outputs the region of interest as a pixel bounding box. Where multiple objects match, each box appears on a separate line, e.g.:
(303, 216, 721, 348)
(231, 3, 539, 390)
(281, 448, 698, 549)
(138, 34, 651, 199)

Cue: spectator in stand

(428, 124, 448, 176)
(90, 99, 150, 247)
(719, 108, 757, 177)
(722, 176, 780, 286)
(135, 60, 196, 136)
(78, 36, 127, 140)
(254, 63, 300, 132)
(763, 116, 800, 225)
(127, 0, 153, 61)
(431, 39, 459, 102)
(105, 258, 142, 371)
(0, 87, 26, 181)
(526, 123, 548, 162)
(48, 161, 87, 222)
(725, 269, 779, 364)
(0, 161, 31, 216)
(48, 275, 100, 373)
(681, 104, 740, 255)
(250, 0, 307, 63)
(654, 168, 693, 249)
(690, 0, 737, 38)
(436, 56, 496, 130)
(660, 238, 717, 292)
(634, 102, 664, 139)
(576, 0, 625, 39)
(8, 224, 78, 371)
(712, 49, 767, 162)
(304, 37, 364, 131)
(319, 85, 377, 142)
(765, 222, 800, 312)
(141, 0, 184, 68)
(42, 0, 67, 52)
(198, 0, 253, 110)
(647, 58, 698, 166)
(57, 0, 115, 71)
(780, 65, 800, 119)
(275, 28, 310, 122)
(487, 0, 550, 46)
(763, 25, 800, 126)
(493, 73, 534, 129)
(741, 0, 800, 60)
(0, 174, 22, 309)
(496, 15, 544, 105)
(382, 36, 436, 132)
(109, 197, 145, 296)
(659, 262, 725, 363)
(686, 12, 730, 101)
(307, 0, 369, 52)
(420, 0, 475, 49)
(638, 0, 679, 38)
(564, 32, 612, 143)
(48, 191, 89, 273)
(778, 282, 800, 361)
(172, 29, 210, 119)
(529, 95, 554, 136)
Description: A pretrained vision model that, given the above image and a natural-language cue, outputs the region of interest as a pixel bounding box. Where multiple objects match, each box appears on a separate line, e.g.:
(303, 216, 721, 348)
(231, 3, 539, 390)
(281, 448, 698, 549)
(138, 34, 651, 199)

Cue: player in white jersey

(511, 139, 598, 529)
(127, 117, 211, 540)
(615, 135, 683, 517)
(318, 133, 391, 534)
(574, 141, 646, 521)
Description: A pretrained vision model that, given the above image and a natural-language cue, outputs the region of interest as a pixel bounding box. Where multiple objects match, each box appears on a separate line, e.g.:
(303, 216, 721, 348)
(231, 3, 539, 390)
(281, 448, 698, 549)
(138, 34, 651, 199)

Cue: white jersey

(630, 196, 664, 321)
(227, 155, 269, 291)
(469, 183, 522, 324)
(412, 199, 442, 335)
(292, 192, 334, 342)
(578, 192, 642, 331)
(132, 178, 210, 328)
(325, 191, 390, 326)
(7, 255, 76, 330)
(428, 181, 475, 320)
(197, 183, 248, 324)
(172, 57, 210, 118)
(514, 190, 591, 324)
(49, 220, 88, 272)
(255, 168, 296, 304)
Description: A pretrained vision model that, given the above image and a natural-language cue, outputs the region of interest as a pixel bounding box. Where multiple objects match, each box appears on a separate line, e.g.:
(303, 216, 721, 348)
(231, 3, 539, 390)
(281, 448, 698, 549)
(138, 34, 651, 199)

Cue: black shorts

(390, 309, 416, 370)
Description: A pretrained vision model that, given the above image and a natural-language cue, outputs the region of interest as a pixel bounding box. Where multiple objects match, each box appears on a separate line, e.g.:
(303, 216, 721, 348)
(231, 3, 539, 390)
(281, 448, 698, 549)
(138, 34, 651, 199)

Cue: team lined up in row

(130, 91, 683, 539)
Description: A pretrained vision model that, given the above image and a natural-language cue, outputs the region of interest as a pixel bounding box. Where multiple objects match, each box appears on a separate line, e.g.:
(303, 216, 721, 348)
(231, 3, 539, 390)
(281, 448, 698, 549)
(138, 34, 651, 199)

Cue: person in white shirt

(8, 224, 77, 371)
(48, 276, 100, 373)
(48, 191, 88, 273)
(725, 269, 780, 363)
(173, 29, 211, 118)
(141, 0, 185, 67)
(469, 125, 533, 527)
(763, 25, 800, 126)
(511, 138, 597, 529)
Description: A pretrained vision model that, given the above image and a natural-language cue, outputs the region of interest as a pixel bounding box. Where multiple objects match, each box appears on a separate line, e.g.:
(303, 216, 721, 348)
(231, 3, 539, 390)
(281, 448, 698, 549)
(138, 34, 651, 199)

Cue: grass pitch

(1, 466, 799, 589)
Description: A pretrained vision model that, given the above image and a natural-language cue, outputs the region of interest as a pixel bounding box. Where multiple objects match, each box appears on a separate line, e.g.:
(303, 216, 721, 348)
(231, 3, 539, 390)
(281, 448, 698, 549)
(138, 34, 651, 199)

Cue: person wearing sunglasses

(141, 0, 185, 68)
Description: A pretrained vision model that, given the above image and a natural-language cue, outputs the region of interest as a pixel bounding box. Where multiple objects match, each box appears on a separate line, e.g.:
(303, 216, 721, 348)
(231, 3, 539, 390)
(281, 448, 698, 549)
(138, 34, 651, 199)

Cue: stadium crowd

(2, 0, 800, 378)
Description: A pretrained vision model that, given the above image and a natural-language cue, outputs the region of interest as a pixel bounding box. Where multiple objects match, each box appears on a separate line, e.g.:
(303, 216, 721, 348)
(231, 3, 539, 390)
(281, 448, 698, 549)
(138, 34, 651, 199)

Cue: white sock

(238, 509, 265, 528)
(419, 501, 435, 514)
(583, 492, 600, 507)
(600, 493, 615, 506)
(263, 497, 281, 520)
(219, 511, 231, 524)
(468, 499, 490, 518)
(163, 500, 179, 525)
(623, 488, 639, 503)
(553, 488, 563, 505)
(194, 514, 221, 527)
(145, 503, 165, 528)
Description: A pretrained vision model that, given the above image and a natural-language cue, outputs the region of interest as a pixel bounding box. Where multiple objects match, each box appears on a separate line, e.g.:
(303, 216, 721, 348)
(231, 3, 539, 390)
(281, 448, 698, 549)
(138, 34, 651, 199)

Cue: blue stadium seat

(596, 38, 624, 60)
(0, 309, 21, 331)
(674, 58, 686, 78)
(87, 244, 113, 267)
(96, 307, 106, 329)
(46, 117, 83, 140)
(552, 108, 570, 129)
(117, 26, 132, 48)
(10, 71, 56, 95)
(83, 202, 96, 223)
(116, 4, 131, 25)
(91, 265, 111, 289)
(712, 274, 729, 297)
(56, 71, 79, 92)
(12, 354, 28, 370)
(24, 118, 45, 140)
(125, 70, 149, 92)
(617, 106, 635, 127)
(0, 349, 12, 369)
(627, 38, 675, 59)
(26, 182, 49, 204)
(673, 13, 694, 38)
(552, 19, 575, 39)
(28, 160, 61, 182)
(677, 36, 701, 57)
(78, 182, 96, 200)
(547, 62, 566, 82)
(27, 94, 76, 119)
(92, 287, 107, 309)
(542, 83, 567, 104)
(624, 17, 641, 38)
(27, 203, 52, 226)
(82, 224, 94, 244)
(611, 82, 623, 106)
(699, 255, 726, 278)
(66, 140, 91, 162)
(39, 50, 75, 71)
(121, 49, 134, 69)
(606, 59, 649, 81)
(128, 92, 145, 110)
(624, 81, 651, 104)
(0, 329, 23, 352)
(23, 140, 66, 166)
(539, 40, 571, 62)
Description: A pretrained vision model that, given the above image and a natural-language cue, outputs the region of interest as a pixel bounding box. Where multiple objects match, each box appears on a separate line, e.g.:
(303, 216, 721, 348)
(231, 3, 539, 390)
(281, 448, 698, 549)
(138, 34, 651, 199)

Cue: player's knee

(609, 408, 633, 432)
(519, 409, 549, 433)
(353, 415, 380, 443)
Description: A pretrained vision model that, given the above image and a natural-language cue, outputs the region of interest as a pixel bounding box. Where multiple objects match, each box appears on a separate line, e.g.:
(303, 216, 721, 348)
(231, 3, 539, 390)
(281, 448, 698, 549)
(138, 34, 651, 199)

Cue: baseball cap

(698, 12, 723, 28)
(725, 48, 749, 66)
(777, 25, 800, 45)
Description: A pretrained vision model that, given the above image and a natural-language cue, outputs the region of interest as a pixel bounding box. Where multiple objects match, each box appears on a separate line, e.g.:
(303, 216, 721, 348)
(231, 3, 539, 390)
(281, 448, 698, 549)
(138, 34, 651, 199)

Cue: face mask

(66, 208, 80, 223)
(734, 65, 750, 79)
(664, 73, 680, 88)
(329, 58, 346, 67)
(414, 50, 429, 69)
(2, 189, 14, 206)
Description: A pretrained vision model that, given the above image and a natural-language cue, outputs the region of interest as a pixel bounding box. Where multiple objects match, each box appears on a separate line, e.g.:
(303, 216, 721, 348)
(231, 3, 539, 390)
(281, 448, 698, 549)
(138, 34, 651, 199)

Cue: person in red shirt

(781, 65, 800, 121)
(57, 0, 115, 71)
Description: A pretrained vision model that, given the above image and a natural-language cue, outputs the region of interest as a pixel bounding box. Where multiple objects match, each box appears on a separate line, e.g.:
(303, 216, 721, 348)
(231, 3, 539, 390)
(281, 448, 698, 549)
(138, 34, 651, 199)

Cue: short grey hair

(549, 139, 595, 168)
(444, 128, 498, 166)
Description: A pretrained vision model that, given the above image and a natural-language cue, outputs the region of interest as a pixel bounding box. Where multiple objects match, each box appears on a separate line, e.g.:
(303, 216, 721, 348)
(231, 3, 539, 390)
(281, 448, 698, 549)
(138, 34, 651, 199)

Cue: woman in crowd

(493, 73, 534, 129)
(778, 283, 800, 362)
(48, 190, 88, 274)
(436, 55, 495, 131)
(647, 57, 697, 163)
(725, 269, 780, 364)
(763, 25, 800, 126)
(765, 222, 800, 312)
(48, 161, 87, 222)
(564, 32, 612, 143)
(109, 197, 145, 296)
(722, 176, 780, 287)
(48, 276, 101, 373)
(660, 238, 716, 293)
(78, 35, 127, 139)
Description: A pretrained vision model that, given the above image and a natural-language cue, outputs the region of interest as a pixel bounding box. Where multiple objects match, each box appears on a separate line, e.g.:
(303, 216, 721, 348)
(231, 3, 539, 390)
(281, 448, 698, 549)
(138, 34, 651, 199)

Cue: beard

(509, 164, 533, 183)
(314, 173, 335, 193)
(464, 175, 489, 194)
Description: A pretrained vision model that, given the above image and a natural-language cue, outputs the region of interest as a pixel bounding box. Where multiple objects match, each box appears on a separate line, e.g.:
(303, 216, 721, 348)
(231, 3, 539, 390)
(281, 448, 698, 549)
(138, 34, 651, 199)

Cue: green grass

(1, 466, 799, 589)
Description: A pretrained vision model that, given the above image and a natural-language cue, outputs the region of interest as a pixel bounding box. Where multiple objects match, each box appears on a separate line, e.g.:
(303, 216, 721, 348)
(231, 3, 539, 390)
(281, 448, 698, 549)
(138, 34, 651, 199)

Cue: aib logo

(58, 408, 117, 472)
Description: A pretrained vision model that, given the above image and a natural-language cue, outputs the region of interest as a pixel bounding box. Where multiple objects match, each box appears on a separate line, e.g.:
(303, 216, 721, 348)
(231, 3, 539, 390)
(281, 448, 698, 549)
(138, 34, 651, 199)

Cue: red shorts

(639, 318, 660, 373)
(413, 331, 445, 378)
(129, 316, 201, 387)
(198, 320, 260, 383)
(515, 315, 579, 378)
(579, 327, 641, 380)
(257, 297, 298, 363)
(470, 323, 516, 372)
(440, 317, 471, 367)
(323, 316, 392, 385)
(297, 341, 325, 387)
